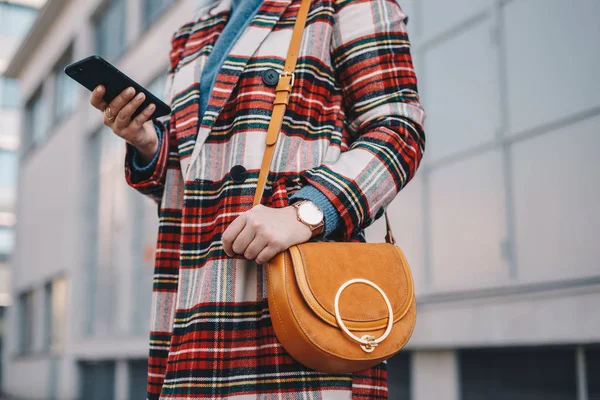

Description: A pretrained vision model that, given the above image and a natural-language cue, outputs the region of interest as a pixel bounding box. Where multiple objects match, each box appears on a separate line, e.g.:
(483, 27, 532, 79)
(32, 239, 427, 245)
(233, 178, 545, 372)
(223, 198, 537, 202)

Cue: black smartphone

(64, 55, 171, 120)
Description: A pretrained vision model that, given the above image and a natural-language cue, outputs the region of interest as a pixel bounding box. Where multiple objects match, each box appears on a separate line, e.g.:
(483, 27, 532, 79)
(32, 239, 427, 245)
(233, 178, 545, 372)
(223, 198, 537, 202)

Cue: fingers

(256, 245, 280, 265)
(231, 224, 256, 256)
(114, 92, 147, 130)
(108, 87, 136, 118)
(222, 215, 247, 257)
(90, 86, 107, 111)
(97, 87, 136, 127)
(125, 102, 156, 134)
(243, 234, 269, 261)
(222, 205, 290, 263)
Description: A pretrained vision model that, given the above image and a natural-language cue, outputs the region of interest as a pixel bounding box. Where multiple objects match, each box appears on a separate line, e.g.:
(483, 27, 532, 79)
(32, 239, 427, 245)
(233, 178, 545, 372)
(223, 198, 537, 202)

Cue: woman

(90, 0, 425, 398)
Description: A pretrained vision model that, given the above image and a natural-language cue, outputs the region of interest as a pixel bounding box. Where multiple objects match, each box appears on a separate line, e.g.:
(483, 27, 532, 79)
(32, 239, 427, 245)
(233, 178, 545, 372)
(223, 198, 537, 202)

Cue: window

(131, 191, 157, 336)
(127, 73, 167, 337)
(459, 347, 577, 400)
(129, 73, 163, 334)
(79, 361, 116, 400)
(95, 0, 127, 62)
(143, 0, 173, 29)
(18, 290, 35, 354)
(129, 359, 149, 399)
(86, 125, 158, 337)
(86, 127, 128, 335)
(43, 283, 51, 349)
(0, 76, 20, 108)
(0, 149, 18, 211)
(0, 149, 17, 188)
(53, 50, 78, 123)
(387, 352, 411, 399)
(44, 278, 68, 352)
(0, 227, 15, 257)
(0, 3, 37, 38)
(0, 307, 4, 386)
(24, 89, 49, 153)
(589, 347, 600, 400)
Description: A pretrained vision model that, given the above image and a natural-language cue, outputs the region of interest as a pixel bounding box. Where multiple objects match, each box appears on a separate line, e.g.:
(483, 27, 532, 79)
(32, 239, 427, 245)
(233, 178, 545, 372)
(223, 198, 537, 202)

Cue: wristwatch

(292, 200, 325, 237)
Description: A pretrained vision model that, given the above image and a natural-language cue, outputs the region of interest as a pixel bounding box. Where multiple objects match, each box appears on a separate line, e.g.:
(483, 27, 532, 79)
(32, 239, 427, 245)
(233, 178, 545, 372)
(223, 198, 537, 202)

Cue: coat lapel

(169, 0, 232, 171)
(186, 0, 294, 175)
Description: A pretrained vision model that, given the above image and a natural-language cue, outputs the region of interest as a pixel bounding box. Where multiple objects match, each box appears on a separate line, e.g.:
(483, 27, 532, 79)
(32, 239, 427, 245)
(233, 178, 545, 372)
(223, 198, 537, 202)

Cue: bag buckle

(279, 71, 295, 90)
(360, 335, 378, 353)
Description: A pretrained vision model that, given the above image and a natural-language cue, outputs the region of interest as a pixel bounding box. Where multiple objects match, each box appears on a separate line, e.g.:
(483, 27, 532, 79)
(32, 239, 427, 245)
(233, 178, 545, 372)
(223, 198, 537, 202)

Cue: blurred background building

(0, 0, 599, 399)
(0, 0, 45, 391)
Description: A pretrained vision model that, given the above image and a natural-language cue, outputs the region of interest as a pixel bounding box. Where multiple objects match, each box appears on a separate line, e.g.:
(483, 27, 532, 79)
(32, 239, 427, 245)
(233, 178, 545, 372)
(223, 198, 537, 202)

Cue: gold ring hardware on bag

(334, 279, 394, 353)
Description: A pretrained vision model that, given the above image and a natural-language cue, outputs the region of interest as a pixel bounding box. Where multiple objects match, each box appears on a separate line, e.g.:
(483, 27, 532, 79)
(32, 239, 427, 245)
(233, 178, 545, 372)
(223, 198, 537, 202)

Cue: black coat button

(262, 69, 279, 87)
(230, 165, 247, 184)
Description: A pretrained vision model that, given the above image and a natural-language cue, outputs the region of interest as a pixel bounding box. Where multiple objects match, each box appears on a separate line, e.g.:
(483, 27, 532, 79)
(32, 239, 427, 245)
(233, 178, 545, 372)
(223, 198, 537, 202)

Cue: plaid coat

(125, 0, 425, 398)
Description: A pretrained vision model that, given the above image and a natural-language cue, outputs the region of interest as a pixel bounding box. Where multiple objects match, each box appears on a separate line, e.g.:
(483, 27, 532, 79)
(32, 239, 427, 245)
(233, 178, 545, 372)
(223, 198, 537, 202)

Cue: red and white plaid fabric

(125, 0, 425, 398)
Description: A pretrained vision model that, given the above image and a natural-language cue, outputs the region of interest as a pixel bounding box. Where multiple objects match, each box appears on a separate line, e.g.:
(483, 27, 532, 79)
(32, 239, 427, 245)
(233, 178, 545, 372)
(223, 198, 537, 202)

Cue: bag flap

(289, 242, 413, 325)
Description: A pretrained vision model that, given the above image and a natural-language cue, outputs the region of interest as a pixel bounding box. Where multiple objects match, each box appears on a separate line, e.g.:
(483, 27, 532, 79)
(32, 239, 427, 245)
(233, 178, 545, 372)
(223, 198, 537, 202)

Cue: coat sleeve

(128, 122, 164, 180)
(124, 118, 171, 203)
(124, 27, 186, 204)
(300, 0, 426, 240)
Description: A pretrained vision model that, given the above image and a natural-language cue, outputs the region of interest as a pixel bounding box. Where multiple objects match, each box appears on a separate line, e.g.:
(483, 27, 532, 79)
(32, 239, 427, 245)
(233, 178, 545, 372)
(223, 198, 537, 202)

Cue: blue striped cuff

(130, 122, 162, 180)
(290, 185, 341, 238)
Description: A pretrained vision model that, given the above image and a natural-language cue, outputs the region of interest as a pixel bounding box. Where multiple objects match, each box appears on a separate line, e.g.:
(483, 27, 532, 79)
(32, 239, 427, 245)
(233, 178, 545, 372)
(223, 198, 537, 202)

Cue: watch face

(298, 201, 324, 226)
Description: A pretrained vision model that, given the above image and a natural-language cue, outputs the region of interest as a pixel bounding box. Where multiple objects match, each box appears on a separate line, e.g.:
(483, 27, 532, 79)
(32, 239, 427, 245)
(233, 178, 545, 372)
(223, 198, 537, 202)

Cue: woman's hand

(89, 85, 158, 163)
(222, 205, 312, 264)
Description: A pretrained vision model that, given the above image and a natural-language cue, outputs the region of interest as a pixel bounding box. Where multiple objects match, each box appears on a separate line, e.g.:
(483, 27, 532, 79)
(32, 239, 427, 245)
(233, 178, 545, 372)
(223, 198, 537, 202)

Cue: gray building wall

(2, 0, 600, 399)
(368, 0, 600, 347)
(0, 0, 44, 393)
(2, 0, 198, 398)
(371, 0, 600, 398)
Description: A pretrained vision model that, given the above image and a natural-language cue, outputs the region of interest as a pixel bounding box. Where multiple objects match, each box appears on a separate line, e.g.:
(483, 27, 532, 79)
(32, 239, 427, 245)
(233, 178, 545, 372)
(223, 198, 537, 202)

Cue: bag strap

(252, 0, 310, 207)
(252, 0, 396, 245)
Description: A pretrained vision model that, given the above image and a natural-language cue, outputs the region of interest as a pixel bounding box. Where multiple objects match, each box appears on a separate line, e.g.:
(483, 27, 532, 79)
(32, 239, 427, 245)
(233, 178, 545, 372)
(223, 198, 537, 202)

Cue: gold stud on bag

(254, 0, 417, 374)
